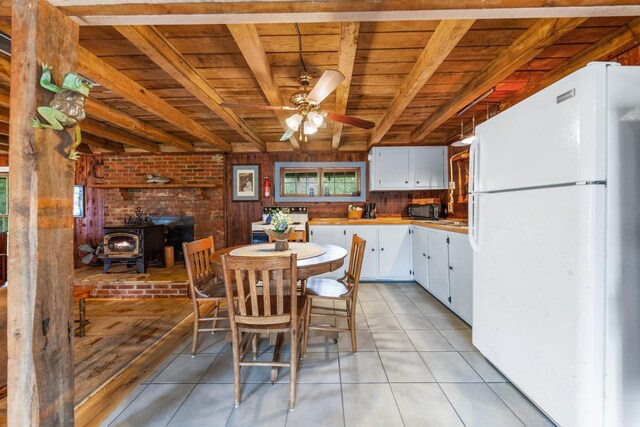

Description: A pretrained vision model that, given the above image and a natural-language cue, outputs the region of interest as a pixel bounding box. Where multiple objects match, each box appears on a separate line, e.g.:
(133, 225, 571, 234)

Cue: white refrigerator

(469, 62, 640, 427)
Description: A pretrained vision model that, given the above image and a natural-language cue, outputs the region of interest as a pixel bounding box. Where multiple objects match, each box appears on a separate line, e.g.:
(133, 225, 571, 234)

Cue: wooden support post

(8, 1, 78, 425)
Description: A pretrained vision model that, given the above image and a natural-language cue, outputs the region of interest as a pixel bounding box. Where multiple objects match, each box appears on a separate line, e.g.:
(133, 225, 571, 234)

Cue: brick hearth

(82, 152, 225, 298)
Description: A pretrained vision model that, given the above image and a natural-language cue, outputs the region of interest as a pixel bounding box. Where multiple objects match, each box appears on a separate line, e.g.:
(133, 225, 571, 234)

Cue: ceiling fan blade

(307, 70, 345, 105)
(279, 128, 295, 142)
(220, 103, 295, 111)
(325, 111, 375, 130)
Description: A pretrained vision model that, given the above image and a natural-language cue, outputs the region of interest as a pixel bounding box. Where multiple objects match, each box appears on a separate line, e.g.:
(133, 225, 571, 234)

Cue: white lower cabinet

(310, 224, 471, 322)
(412, 226, 473, 325)
(448, 233, 473, 324)
(346, 226, 379, 280)
(309, 224, 413, 281)
(427, 230, 450, 304)
(308, 225, 348, 278)
(378, 226, 412, 279)
(412, 227, 428, 288)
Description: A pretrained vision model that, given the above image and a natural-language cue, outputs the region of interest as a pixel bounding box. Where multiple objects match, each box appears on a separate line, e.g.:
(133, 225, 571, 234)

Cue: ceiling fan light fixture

(303, 122, 318, 135)
(307, 111, 324, 128)
(286, 113, 302, 131)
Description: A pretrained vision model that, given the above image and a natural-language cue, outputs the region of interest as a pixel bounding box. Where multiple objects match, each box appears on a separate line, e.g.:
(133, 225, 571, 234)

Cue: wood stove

(102, 224, 165, 274)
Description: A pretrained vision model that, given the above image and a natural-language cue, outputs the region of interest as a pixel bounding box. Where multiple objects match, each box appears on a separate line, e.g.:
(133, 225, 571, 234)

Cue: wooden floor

(74, 263, 188, 284)
(0, 297, 198, 426)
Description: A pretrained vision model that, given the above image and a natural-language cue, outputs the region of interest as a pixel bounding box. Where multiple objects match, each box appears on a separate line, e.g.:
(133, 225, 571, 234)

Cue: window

(0, 174, 7, 232)
(275, 162, 366, 202)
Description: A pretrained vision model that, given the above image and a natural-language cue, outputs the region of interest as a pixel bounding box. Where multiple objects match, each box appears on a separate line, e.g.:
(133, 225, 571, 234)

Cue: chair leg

(192, 302, 200, 356)
(289, 327, 298, 410)
(349, 299, 357, 353)
(302, 300, 312, 358)
(232, 329, 242, 407)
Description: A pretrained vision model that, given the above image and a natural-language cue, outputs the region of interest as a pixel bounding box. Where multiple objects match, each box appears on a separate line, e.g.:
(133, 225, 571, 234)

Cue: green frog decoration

(31, 64, 92, 161)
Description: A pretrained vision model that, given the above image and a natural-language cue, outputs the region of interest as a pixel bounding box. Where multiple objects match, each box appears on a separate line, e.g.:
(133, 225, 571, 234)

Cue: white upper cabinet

(370, 147, 411, 190)
(369, 146, 448, 191)
(413, 147, 447, 189)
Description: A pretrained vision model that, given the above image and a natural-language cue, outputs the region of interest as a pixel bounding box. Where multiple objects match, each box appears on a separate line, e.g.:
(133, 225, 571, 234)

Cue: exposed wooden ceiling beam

(53, 1, 640, 26)
(77, 134, 125, 153)
(501, 16, 640, 111)
(81, 118, 161, 152)
(411, 17, 588, 143)
(367, 19, 474, 149)
(0, 50, 196, 152)
(85, 98, 195, 151)
(227, 23, 301, 151)
(114, 25, 266, 152)
(332, 22, 359, 151)
(78, 46, 231, 151)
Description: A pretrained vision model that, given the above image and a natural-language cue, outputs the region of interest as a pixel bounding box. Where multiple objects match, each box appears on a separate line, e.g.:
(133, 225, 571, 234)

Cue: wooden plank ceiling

(0, 6, 639, 154)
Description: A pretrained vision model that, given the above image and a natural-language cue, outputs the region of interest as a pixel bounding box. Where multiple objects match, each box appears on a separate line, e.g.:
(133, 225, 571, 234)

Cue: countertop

(307, 217, 469, 234)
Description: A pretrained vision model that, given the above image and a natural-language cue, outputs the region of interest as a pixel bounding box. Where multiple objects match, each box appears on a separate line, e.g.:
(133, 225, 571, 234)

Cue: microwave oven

(407, 203, 440, 220)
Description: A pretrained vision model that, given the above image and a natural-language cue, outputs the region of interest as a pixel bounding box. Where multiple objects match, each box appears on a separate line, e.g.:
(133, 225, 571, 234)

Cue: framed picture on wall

(73, 185, 85, 217)
(232, 165, 259, 201)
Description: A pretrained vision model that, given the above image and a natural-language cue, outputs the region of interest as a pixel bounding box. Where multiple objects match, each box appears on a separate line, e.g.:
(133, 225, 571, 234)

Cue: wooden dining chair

(302, 234, 366, 354)
(182, 237, 230, 355)
(221, 253, 308, 410)
(267, 230, 306, 242)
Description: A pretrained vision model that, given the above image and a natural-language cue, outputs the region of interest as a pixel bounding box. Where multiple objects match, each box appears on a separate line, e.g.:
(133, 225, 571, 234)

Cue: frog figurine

(31, 63, 92, 161)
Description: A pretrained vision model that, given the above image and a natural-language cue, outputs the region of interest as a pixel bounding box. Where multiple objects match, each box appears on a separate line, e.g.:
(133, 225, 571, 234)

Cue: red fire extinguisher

(263, 176, 271, 199)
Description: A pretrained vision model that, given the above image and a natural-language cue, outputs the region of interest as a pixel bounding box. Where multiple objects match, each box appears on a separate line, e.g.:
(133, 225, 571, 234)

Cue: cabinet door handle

(423, 253, 426, 257)
(371, 248, 375, 252)
(405, 181, 408, 184)
(416, 181, 420, 184)
(449, 266, 453, 271)
(380, 248, 384, 251)
(427, 256, 431, 259)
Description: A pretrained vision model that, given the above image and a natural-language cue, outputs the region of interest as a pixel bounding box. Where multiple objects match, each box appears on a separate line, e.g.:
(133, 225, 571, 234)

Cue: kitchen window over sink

(274, 162, 366, 203)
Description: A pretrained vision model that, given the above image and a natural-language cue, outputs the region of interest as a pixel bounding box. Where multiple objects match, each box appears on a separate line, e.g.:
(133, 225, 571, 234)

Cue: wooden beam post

(9, 0, 77, 425)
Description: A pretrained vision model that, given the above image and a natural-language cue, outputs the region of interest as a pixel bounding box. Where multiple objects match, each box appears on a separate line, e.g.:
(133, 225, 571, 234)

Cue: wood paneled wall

(74, 156, 104, 267)
(224, 151, 448, 247)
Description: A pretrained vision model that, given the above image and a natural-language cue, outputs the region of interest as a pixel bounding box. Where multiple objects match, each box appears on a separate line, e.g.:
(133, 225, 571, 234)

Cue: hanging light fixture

(286, 113, 303, 131)
(451, 114, 475, 147)
(303, 121, 318, 135)
(307, 111, 324, 128)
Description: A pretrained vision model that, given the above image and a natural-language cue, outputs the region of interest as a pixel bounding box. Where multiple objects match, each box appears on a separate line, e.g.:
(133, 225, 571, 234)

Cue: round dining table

(210, 242, 348, 280)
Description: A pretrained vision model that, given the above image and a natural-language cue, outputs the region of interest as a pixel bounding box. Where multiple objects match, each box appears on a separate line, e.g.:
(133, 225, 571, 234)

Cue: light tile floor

(102, 282, 555, 427)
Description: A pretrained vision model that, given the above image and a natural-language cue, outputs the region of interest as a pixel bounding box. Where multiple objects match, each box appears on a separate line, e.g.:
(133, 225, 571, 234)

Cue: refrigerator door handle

(468, 192, 480, 253)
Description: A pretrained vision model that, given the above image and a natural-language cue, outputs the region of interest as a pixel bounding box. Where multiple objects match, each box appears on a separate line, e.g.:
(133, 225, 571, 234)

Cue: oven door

(251, 230, 269, 244)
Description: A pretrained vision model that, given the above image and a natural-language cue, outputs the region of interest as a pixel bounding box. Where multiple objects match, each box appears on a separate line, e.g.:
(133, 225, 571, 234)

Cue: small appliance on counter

(407, 203, 440, 220)
(363, 203, 376, 219)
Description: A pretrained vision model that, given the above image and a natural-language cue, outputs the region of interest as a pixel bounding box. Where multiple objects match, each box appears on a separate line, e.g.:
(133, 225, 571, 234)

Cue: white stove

(251, 206, 308, 243)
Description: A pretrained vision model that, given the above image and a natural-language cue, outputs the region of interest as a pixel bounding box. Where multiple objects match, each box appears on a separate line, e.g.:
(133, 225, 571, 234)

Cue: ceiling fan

(220, 69, 375, 142)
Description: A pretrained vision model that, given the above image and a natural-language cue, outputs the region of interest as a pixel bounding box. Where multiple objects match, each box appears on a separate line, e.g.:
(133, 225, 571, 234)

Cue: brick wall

(75, 152, 224, 298)
(83, 282, 188, 298)
(100, 153, 225, 248)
